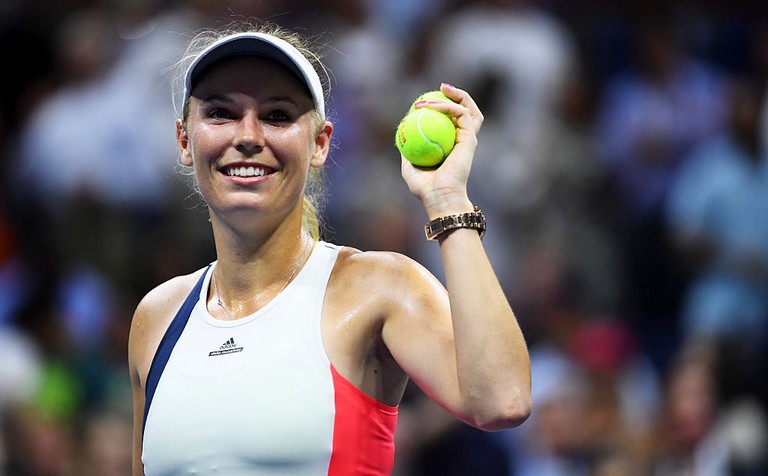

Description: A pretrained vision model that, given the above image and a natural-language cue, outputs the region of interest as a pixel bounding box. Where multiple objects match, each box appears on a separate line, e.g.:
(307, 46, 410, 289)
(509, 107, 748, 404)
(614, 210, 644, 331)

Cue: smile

(224, 165, 270, 178)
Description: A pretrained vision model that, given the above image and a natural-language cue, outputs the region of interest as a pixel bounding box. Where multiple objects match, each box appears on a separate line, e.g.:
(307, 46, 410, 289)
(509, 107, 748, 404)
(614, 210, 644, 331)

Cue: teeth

(226, 166, 267, 177)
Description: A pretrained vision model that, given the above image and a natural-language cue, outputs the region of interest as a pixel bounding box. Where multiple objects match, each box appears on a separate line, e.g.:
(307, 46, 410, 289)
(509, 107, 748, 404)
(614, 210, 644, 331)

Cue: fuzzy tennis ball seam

(415, 110, 449, 155)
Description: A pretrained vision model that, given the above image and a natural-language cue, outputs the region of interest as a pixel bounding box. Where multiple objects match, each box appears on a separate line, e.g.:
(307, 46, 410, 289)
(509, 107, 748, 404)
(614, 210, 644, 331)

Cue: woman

(129, 21, 531, 475)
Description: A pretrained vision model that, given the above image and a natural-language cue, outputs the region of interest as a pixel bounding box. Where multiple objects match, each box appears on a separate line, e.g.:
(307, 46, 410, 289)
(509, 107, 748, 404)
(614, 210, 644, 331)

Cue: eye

(208, 108, 235, 120)
(266, 109, 290, 122)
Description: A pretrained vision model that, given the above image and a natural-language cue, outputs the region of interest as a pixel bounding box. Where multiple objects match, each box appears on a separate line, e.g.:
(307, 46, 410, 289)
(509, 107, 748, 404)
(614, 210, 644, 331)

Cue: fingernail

(441, 82, 455, 89)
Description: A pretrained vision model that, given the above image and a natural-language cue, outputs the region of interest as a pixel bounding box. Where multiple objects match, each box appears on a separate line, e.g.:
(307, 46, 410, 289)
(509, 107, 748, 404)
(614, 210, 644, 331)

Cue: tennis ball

(409, 90, 452, 112)
(396, 91, 456, 167)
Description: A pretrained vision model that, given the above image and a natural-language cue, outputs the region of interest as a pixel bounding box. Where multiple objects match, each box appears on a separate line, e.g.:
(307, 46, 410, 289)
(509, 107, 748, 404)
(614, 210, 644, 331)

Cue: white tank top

(141, 241, 398, 475)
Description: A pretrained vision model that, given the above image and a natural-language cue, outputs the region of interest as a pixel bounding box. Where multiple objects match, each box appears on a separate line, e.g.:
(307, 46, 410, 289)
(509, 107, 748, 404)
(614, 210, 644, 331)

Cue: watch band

(424, 206, 486, 240)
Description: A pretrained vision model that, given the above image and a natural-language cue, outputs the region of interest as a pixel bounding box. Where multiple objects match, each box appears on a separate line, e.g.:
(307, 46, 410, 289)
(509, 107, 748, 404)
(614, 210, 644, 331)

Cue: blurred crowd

(1, 0, 768, 474)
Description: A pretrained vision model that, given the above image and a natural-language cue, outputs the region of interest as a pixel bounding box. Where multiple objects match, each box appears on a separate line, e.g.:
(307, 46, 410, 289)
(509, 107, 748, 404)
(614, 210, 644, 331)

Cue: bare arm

(388, 84, 531, 430)
(130, 375, 145, 475)
(127, 273, 200, 475)
(128, 300, 148, 476)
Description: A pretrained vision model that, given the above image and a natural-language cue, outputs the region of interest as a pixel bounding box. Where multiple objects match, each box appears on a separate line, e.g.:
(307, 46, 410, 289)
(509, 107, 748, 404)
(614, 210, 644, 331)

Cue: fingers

(413, 83, 484, 134)
(441, 83, 483, 123)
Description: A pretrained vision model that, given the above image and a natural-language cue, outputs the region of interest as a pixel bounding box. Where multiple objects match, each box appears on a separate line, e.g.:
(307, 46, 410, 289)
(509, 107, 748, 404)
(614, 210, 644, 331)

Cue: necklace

(212, 236, 311, 320)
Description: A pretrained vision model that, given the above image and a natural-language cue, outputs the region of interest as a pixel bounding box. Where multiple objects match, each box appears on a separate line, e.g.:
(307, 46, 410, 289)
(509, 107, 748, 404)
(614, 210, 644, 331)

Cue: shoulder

(132, 269, 206, 327)
(334, 245, 438, 284)
(328, 246, 448, 312)
(128, 267, 209, 380)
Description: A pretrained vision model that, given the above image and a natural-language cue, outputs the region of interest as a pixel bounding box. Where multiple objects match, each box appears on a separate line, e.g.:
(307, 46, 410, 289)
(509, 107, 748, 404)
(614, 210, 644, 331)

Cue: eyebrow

(263, 95, 300, 105)
(200, 94, 232, 104)
(200, 94, 299, 106)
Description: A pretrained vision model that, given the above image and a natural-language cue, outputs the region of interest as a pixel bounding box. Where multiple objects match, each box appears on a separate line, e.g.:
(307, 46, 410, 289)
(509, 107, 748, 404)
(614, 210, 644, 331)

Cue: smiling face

(177, 56, 331, 226)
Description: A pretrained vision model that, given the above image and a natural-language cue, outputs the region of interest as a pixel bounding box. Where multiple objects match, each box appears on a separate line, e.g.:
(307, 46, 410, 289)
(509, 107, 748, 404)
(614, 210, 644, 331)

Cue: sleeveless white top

(141, 241, 397, 475)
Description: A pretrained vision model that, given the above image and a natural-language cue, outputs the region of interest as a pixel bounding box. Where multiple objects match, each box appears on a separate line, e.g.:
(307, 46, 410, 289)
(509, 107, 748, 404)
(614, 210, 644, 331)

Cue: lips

(221, 164, 274, 178)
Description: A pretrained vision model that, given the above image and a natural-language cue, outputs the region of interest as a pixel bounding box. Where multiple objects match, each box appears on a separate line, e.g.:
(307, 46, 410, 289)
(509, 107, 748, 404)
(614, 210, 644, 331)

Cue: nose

(235, 112, 265, 155)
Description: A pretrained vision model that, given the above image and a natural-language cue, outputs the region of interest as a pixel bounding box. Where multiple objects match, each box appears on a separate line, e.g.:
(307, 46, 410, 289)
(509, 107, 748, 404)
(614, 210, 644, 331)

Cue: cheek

(188, 127, 225, 163)
(271, 127, 315, 165)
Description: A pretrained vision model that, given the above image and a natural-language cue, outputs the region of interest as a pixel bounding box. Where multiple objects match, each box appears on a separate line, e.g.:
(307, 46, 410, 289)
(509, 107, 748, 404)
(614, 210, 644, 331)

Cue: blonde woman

(129, 21, 531, 475)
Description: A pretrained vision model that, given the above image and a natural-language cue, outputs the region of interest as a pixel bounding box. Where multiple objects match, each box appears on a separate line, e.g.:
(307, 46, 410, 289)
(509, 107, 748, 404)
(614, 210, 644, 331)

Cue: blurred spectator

(79, 410, 133, 476)
(0, 326, 42, 411)
(0, 122, 41, 476)
(14, 8, 122, 211)
(647, 339, 768, 475)
(4, 408, 78, 476)
(567, 318, 661, 444)
(596, 8, 729, 367)
(521, 64, 623, 316)
(426, 0, 576, 163)
(666, 76, 768, 360)
(497, 317, 660, 476)
(319, 0, 422, 254)
(12, 2, 224, 298)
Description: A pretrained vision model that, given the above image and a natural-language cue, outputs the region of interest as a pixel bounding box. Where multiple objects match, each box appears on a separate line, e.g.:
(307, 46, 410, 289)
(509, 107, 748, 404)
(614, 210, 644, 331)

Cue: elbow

(467, 394, 532, 432)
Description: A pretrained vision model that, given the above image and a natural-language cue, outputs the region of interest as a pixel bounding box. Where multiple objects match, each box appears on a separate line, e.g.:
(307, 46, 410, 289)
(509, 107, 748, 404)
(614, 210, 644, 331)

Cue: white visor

(183, 32, 325, 119)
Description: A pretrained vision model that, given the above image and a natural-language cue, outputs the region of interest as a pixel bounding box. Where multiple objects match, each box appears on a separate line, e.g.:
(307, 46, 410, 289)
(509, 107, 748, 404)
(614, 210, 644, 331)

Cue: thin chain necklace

(212, 236, 312, 320)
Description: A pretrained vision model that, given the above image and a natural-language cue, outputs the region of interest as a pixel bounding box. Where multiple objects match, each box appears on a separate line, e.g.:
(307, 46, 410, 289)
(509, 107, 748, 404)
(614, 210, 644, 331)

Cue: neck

(208, 211, 312, 319)
(211, 194, 308, 259)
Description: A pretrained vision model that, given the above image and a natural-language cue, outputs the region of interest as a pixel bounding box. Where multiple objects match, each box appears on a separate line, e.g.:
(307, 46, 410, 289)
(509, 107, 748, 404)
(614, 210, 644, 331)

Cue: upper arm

(333, 246, 530, 430)
(127, 272, 200, 475)
(375, 255, 464, 416)
(130, 355, 145, 475)
(129, 289, 164, 475)
(128, 296, 151, 475)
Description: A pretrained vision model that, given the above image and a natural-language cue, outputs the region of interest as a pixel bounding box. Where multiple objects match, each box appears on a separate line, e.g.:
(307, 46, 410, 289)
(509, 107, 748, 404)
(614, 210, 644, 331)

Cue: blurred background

(1, 0, 768, 474)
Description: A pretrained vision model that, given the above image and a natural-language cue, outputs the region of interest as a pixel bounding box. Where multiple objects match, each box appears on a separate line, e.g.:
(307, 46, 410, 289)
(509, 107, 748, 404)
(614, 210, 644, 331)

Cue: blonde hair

(173, 20, 330, 241)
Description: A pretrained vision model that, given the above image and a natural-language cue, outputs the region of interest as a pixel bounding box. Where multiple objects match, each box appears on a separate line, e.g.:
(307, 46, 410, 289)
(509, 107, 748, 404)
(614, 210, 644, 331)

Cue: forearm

(438, 225, 531, 430)
(399, 83, 531, 428)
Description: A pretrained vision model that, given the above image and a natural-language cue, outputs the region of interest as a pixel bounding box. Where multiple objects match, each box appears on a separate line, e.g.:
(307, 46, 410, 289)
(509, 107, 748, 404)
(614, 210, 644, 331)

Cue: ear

(176, 119, 193, 166)
(310, 121, 333, 168)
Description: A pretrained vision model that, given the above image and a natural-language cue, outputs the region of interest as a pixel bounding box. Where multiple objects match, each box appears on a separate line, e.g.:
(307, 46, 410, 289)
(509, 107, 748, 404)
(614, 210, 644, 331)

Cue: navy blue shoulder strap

(142, 265, 211, 436)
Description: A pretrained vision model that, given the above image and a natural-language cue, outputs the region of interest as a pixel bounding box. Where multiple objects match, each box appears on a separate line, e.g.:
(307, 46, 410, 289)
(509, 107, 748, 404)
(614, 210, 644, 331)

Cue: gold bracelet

(424, 206, 486, 241)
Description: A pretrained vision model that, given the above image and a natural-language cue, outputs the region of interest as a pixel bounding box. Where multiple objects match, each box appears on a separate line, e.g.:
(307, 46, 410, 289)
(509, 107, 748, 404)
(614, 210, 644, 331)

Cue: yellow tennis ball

(408, 90, 452, 112)
(395, 91, 456, 167)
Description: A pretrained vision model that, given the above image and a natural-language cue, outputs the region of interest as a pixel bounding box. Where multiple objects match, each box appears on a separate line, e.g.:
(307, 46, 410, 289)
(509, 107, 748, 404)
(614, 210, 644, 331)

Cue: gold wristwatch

(424, 206, 486, 241)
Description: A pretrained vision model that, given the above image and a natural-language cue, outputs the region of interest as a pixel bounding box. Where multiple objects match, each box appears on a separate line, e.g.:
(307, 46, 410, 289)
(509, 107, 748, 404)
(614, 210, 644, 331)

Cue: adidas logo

(209, 337, 244, 357)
